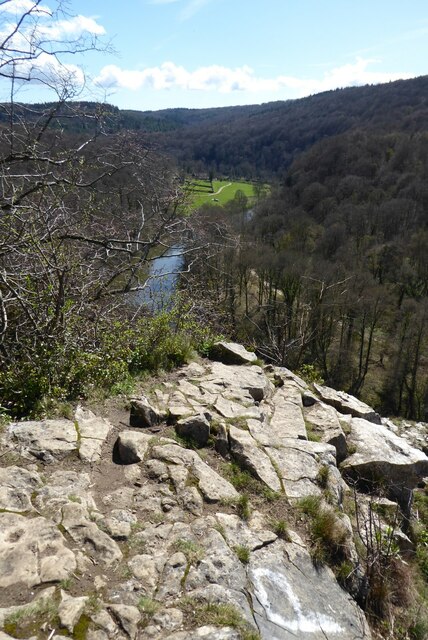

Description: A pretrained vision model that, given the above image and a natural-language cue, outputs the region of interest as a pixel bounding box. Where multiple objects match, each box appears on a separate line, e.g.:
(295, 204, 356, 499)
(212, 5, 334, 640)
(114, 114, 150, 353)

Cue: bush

(0, 299, 218, 418)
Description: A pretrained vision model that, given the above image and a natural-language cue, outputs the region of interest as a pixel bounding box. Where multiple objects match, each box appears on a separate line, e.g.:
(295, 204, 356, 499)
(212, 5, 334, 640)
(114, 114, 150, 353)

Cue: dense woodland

(1, 69, 428, 420)
(114, 75, 428, 421)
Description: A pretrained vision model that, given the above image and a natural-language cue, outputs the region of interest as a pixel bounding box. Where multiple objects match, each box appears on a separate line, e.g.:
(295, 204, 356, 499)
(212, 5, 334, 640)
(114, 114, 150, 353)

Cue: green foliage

(271, 519, 291, 541)
(316, 465, 330, 489)
(0, 301, 218, 418)
(173, 538, 204, 565)
(180, 599, 260, 639)
(297, 364, 324, 385)
(138, 596, 160, 626)
(297, 495, 348, 566)
(234, 544, 250, 564)
(3, 598, 58, 638)
(236, 494, 251, 521)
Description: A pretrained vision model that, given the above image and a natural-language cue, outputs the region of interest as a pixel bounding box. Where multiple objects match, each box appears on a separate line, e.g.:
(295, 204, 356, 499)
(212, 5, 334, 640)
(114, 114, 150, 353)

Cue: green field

(184, 179, 259, 210)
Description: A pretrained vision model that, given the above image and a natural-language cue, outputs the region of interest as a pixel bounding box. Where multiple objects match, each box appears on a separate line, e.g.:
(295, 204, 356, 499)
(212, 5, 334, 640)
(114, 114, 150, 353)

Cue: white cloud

(0, 5, 105, 92)
(38, 14, 106, 39)
(149, 0, 180, 4)
(94, 58, 412, 97)
(0, 0, 51, 15)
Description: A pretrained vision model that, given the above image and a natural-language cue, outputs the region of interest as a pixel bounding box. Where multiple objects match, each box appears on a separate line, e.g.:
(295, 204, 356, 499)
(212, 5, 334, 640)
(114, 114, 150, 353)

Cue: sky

(1, 0, 428, 111)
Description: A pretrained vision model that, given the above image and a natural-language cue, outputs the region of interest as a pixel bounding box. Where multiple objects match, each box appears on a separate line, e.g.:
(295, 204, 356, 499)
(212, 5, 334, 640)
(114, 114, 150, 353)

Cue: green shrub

(234, 544, 250, 564)
(0, 300, 218, 418)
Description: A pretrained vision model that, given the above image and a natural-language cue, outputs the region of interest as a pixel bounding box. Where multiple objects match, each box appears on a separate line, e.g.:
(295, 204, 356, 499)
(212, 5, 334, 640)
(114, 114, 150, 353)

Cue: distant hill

(139, 75, 428, 178)
(2, 75, 427, 177)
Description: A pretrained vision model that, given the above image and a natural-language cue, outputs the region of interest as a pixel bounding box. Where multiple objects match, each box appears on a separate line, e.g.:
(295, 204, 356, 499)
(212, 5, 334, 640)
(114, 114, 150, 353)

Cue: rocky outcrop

(208, 341, 258, 365)
(2, 342, 428, 639)
(313, 383, 382, 424)
(340, 417, 428, 509)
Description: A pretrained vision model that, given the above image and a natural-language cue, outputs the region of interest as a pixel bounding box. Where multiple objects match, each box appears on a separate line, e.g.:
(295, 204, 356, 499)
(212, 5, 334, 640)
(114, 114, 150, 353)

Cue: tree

(0, 1, 188, 415)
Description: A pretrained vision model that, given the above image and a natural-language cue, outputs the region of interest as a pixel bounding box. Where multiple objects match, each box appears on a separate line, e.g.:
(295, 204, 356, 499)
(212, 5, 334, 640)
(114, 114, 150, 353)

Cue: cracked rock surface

(2, 343, 427, 639)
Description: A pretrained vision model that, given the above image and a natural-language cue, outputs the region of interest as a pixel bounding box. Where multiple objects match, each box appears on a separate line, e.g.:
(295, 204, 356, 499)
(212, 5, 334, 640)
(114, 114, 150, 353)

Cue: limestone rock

(61, 503, 122, 565)
(34, 470, 96, 521)
(151, 443, 238, 502)
(0, 513, 76, 588)
(228, 425, 282, 492)
(75, 406, 112, 463)
(214, 396, 262, 421)
(8, 419, 78, 462)
(0, 466, 42, 512)
(209, 341, 257, 365)
(116, 430, 153, 464)
(314, 383, 381, 424)
(107, 605, 140, 640)
(249, 540, 371, 639)
(303, 401, 348, 462)
(215, 512, 277, 551)
(59, 591, 88, 633)
(207, 361, 273, 402)
(100, 509, 138, 540)
(175, 413, 210, 447)
(129, 396, 161, 428)
(268, 441, 337, 500)
(341, 417, 428, 506)
(163, 627, 240, 639)
(269, 387, 307, 441)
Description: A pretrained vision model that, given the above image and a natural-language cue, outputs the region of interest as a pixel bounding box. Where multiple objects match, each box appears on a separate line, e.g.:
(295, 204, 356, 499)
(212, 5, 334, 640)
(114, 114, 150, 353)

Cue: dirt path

(211, 181, 232, 196)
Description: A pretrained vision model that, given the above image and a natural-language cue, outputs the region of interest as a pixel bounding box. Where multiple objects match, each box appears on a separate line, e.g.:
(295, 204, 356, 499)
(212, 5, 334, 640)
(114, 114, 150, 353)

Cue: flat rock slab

(303, 401, 348, 462)
(8, 419, 78, 462)
(270, 387, 307, 441)
(206, 362, 273, 402)
(341, 418, 428, 494)
(209, 341, 257, 365)
(61, 503, 122, 565)
(0, 466, 42, 512)
(314, 384, 381, 424)
(268, 441, 337, 500)
(0, 513, 76, 588)
(215, 513, 277, 551)
(228, 425, 282, 492)
(214, 396, 262, 421)
(151, 444, 238, 503)
(163, 627, 240, 639)
(75, 406, 112, 463)
(249, 541, 371, 639)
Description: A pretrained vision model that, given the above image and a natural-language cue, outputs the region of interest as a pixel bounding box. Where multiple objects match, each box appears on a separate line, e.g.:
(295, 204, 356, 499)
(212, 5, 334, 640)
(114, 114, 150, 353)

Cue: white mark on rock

(252, 567, 344, 634)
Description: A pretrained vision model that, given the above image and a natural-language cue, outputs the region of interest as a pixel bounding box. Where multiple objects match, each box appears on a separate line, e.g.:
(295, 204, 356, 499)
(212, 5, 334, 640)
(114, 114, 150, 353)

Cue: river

(133, 246, 184, 311)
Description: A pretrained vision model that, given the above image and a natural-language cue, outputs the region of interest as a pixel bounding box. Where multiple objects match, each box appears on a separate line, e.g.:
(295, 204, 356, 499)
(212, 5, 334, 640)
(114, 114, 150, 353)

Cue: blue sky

(2, 0, 428, 110)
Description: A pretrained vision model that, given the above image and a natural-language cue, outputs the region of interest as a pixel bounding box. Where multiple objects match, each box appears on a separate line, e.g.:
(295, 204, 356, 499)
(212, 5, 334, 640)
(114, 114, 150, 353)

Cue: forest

(0, 0, 426, 421)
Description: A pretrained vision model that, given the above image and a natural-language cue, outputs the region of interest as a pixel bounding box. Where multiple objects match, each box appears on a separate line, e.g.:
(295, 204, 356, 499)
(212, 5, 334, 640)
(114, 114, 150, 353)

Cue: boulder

(340, 418, 428, 508)
(209, 341, 257, 365)
(249, 540, 371, 639)
(175, 413, 210, 447)
(115, 430, 154, 464)
(303, 401, 348, 462)
(314, 384, 381, 424)
(129, 396, 162, 428)
(8, 419, 78, 462)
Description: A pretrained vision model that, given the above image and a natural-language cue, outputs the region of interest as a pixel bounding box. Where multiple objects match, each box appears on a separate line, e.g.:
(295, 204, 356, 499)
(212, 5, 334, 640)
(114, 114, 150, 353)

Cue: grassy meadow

(183, 179, 260, 210)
